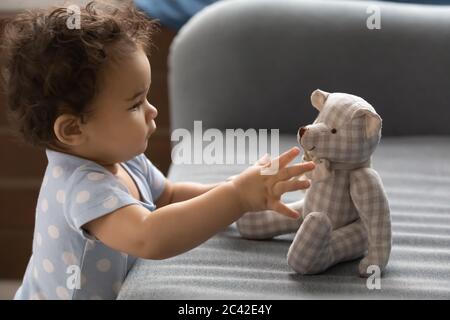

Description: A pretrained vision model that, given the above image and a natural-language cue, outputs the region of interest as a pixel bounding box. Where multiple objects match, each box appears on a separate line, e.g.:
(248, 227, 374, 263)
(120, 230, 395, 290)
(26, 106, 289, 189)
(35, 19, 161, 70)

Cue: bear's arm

(349, 168, 392, 248)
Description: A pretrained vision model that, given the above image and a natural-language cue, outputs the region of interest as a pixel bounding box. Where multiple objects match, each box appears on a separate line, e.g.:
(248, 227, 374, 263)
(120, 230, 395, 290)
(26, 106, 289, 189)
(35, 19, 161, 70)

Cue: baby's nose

(147, 102, 158, 119)
(298, 127, 307, 138)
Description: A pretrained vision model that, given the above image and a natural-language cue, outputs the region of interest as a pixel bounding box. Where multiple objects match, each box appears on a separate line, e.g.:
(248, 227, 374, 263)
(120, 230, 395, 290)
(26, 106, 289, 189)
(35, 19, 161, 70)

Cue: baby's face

(81, 47, 157, 165)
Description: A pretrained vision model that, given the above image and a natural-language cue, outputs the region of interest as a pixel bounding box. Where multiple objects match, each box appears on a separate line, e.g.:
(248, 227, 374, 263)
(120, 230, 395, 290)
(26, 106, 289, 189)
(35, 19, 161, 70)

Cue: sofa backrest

(168, 0, 450, 136)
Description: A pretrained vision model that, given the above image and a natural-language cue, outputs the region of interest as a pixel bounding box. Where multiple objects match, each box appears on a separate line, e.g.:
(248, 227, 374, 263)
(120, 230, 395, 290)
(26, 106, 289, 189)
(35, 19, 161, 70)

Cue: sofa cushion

(169, 0, 450, 136)
(118, 135, 450, 299)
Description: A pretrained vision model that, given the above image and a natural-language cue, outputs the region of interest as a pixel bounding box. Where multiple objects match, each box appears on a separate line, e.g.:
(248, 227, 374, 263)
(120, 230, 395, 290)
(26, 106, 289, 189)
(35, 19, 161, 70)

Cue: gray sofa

(118, 0, 450, 299)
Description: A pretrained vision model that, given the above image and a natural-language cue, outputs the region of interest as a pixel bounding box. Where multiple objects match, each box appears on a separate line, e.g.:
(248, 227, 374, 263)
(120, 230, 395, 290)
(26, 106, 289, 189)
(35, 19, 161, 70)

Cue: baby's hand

(230, 147, 315, 218)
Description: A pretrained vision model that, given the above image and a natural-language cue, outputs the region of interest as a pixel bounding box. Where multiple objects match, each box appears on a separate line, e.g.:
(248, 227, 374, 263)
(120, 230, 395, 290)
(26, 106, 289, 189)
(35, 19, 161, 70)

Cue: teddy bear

(236, 89, 392, 277)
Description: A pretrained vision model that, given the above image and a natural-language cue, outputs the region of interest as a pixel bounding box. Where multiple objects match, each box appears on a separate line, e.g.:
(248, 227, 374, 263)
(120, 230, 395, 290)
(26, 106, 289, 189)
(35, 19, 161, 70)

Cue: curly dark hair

(0, 0, 159, 148)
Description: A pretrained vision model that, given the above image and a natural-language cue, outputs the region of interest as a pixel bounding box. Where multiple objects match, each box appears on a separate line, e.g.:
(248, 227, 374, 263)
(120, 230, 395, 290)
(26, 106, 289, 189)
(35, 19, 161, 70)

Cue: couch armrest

(168, 0, 450, 136)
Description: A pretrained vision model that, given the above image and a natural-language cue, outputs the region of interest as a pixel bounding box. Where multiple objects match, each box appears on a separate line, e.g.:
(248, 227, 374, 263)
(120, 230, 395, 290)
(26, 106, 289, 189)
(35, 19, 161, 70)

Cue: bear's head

(298, 89, 382, 165)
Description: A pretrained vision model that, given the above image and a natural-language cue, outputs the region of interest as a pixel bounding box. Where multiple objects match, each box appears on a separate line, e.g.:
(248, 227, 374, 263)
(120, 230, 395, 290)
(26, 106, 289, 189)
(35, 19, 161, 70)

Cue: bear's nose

(298, 127, 307, 138)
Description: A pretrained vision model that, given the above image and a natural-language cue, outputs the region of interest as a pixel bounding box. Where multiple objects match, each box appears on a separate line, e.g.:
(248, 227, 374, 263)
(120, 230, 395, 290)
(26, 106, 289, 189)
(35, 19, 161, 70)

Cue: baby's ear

(310, 89, 329, 112)
(53, 113, 85, 146)
(352, 108, 382, 138)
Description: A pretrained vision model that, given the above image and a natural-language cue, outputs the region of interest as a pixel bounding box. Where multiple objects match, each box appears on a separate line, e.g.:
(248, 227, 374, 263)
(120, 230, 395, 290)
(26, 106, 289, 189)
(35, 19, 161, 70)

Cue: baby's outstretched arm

(84, 147, 314, 260)
(155, 181, 220, 208)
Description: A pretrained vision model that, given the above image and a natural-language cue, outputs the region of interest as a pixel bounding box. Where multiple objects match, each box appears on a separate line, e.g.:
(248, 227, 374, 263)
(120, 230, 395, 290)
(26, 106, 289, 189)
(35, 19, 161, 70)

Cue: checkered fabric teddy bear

(237, 89, 392, 277)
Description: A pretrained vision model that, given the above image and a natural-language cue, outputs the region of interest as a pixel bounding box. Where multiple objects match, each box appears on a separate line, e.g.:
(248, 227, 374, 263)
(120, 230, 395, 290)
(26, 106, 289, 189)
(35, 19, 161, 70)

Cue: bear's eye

(331, 128, 337, 134)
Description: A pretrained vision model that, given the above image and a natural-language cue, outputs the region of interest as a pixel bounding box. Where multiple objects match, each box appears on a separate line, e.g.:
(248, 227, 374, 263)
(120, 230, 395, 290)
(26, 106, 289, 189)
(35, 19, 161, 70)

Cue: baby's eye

(331, 128, 337, 134)
(129, 101, 143, 111)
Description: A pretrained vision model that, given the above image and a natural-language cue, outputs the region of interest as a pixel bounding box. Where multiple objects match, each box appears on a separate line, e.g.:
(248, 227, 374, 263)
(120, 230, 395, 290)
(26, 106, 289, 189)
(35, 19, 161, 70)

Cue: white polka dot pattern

(17, 150, 165, 300)
(96, 259, 111, 272)
(76, 191, 90, 203)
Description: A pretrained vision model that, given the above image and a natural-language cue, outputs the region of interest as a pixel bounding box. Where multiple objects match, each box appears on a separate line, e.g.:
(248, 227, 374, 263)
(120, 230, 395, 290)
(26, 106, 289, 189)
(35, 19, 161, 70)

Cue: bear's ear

(353, 109, 382, 138)
(311, 89, 330, 111)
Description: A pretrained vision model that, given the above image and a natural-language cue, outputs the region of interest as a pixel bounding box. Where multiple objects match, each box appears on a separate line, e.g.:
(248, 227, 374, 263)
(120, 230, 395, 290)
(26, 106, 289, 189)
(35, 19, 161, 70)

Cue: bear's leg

(330, 219, 368, 265)
(349, 170, 392, 277)
(287, 211, 333, 274)
(357, 215, 392, 277)
(236, 200, 304, 240)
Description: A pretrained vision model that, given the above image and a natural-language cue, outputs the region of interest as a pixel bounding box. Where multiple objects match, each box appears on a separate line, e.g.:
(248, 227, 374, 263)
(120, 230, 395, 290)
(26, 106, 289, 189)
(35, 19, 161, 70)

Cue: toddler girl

(0, 1, 314, 299)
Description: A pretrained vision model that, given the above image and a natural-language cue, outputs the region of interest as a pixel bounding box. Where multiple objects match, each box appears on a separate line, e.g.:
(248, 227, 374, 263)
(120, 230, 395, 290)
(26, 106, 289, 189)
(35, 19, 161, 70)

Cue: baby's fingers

(270, 200, 301, 219)
(272, 178, 311, 198)
(277, 161, 315, 181)
(271, 147, 300, 169)
(255, 153, 271, 166)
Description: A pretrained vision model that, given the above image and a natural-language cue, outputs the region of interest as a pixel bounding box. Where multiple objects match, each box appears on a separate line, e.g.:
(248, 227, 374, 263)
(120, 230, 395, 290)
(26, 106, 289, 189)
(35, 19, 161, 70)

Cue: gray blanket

(118, 136, 450, 299)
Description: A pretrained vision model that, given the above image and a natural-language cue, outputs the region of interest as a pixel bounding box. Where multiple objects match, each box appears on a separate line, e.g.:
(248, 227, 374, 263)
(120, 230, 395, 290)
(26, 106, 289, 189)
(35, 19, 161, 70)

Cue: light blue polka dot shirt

(14, 149, 166, 300)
